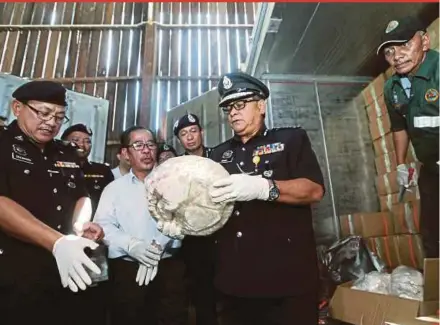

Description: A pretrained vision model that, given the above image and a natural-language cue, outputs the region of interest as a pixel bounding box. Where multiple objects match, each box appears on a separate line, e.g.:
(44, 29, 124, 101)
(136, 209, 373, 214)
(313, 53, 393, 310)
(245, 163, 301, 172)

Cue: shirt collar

(129, 169, 143, 184)
(391, 49, 437, 83)
(8, 120, 58, 152)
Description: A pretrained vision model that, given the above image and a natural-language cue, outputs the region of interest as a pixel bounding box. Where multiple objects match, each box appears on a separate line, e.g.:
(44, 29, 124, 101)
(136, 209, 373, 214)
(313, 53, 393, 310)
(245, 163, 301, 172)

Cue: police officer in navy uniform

(174, 113, 218, 325)
(0, 81, 104, 325)
(61, 124, 114, 217)
(209, 72, 325, 325)
(173, 113, 213, 158)
(377, 17, 439, 258)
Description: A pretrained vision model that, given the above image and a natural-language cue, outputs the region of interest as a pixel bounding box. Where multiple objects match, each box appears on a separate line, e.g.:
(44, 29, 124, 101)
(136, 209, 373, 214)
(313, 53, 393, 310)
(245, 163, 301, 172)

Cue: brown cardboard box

(366, 95, 388, 123)
(375, 151, 398, 175)
(427, 18, 439, 50)
(379, 187, 420, 211)
(330, 258, 439, 325)
(362, 74, 386, 106)
(391, 200, 420, 234)
(373, 132, 394, 157)
(365, 236, 400, 270)
(369, 112, 391, 141)
(395, 234, 425, 270)
(339, 212, 395, 238)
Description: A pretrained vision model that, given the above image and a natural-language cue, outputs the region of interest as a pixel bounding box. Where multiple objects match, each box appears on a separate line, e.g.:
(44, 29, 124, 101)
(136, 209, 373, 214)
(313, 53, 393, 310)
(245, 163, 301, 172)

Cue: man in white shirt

(111, 146, 131, 179)
(94, 126, 173, 324)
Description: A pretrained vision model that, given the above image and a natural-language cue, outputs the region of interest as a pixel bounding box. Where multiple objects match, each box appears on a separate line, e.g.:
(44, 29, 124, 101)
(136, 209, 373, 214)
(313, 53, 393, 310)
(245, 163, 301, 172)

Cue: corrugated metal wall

(0, 2, 256, 166)
(152, 3, 256, 138)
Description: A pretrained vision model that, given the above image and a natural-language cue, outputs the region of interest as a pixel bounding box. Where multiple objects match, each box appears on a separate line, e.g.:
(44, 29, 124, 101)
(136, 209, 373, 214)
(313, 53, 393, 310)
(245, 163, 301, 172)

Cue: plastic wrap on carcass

(390, 265, 424, 300)
(320, 236, 387, 285)
(352, 271, 391, 294)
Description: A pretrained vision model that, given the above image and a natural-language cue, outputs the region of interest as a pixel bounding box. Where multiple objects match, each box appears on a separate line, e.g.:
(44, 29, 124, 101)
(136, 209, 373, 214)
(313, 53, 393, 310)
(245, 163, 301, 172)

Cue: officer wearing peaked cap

(0, 80, 104, 325)
(209, 72, 325, 325)
(378, 16, 439, 258)
(61, 123, 114, 216)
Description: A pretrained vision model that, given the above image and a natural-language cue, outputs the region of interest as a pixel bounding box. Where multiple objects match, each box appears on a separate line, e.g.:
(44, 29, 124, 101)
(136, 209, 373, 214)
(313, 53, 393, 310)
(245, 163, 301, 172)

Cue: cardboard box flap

(423, 258, 439, 301)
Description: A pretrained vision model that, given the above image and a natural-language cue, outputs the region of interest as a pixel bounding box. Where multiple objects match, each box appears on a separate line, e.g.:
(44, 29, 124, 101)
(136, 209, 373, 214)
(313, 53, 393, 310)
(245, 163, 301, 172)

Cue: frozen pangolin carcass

(146, 155, 234, 236)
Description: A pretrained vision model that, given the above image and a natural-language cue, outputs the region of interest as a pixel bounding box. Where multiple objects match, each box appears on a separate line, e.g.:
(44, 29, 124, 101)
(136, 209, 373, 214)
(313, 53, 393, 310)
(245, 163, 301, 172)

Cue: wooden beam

(139, 4, 157, 128)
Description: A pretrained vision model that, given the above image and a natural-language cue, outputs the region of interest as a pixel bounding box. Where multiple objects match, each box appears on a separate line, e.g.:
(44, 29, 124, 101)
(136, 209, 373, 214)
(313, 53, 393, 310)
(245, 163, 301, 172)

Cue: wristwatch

(267, 179, 280, 201)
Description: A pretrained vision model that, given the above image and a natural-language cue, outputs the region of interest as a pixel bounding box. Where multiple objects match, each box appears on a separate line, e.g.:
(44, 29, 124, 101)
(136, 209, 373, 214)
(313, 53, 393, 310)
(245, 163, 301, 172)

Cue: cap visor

(219, 91, 255, 106)
(376, 39, 408, 55)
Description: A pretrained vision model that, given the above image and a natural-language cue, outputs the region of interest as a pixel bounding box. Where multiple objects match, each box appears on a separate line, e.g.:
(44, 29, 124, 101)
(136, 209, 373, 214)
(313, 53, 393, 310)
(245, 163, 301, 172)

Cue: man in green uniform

(378, 16, 439, 258)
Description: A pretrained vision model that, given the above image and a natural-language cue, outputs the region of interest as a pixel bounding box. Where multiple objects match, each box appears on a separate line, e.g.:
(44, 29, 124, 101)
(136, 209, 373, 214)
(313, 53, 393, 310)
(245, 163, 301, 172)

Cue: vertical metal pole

(314, 81, 341, 240)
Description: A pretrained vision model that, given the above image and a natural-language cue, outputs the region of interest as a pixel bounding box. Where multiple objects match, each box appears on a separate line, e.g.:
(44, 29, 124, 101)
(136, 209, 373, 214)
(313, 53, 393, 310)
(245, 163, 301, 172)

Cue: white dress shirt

(94, 170, 175, 260)
(111, 166, 123, 179)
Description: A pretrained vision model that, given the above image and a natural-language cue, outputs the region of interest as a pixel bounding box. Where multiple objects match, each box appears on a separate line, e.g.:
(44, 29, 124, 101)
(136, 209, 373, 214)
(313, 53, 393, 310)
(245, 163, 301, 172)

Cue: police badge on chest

(220, 150, 234, 163)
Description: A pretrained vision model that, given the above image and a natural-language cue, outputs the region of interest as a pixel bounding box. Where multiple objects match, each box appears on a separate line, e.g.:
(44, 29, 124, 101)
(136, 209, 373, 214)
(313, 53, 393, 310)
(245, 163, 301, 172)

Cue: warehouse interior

(0, 2, 439, 325)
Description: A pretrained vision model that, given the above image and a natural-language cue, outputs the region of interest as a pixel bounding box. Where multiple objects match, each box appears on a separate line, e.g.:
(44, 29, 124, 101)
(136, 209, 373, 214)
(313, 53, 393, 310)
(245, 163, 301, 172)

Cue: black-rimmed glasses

(25, 102, 70, 125)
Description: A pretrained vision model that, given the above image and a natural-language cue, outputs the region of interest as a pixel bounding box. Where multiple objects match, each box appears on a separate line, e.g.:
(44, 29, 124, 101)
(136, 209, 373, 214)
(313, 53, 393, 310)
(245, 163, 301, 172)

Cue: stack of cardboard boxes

(330, 17, 439, 325)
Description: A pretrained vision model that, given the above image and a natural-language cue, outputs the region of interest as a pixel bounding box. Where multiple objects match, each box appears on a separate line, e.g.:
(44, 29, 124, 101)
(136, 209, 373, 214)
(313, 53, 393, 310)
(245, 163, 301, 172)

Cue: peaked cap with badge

(61, 123, 93, 140)
(217, 72, 270, 107)
(376, 16, 427, 55)
(173, 113, 202, 136)
(12, 80, 68, 107)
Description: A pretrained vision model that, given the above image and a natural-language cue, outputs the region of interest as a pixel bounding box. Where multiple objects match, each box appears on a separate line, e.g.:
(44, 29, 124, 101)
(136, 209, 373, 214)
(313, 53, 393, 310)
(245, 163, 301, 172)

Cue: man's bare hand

(76, 222, 104, 241)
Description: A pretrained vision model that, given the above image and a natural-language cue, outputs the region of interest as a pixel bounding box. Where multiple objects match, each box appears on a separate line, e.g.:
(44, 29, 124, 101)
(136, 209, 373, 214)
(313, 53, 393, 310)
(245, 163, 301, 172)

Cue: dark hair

(120, 126, 157, 147)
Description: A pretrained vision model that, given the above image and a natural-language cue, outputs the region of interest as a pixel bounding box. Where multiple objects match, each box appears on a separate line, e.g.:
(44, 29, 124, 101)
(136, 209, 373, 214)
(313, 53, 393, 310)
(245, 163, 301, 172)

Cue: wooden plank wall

(0, 2, 256, 165)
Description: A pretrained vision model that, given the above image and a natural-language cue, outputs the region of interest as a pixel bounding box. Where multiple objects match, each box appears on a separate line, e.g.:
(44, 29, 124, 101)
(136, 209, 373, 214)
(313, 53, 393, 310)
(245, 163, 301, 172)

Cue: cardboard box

(369, 112, 392, 141)
(391, 200, 420, 234)
(340, 212, 395, 238)
(375, 151, 398, 175)
(366, 95, 388, 123)
(395, 234, 425, 270)
(330, 258, 439, 325)
(362, 74, 386, 106)
(427, 18, 439, 50)
(379, 187, 420, 211)
(373, 132, 395, 157)
(365, 236, 400, 270)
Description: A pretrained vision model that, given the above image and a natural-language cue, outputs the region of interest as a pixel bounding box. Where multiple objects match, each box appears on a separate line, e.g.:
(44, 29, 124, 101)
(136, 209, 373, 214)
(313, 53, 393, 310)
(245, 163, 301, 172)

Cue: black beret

(157, 143, 178, 157)
(12, 80, 67, 107)
(61, 123, 93, 140)
(217, 72, 269, 107)
(377, 16, 427, 55)
(173, 113, 201, 136)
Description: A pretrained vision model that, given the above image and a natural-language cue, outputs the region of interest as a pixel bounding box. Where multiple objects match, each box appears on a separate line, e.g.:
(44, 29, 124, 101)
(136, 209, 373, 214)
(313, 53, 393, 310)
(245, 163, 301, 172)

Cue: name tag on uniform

(55, 161, 80, 168)
(84, 174, 105, 178)
(12, 152, 34, 165)
(253, 142, 284, 156)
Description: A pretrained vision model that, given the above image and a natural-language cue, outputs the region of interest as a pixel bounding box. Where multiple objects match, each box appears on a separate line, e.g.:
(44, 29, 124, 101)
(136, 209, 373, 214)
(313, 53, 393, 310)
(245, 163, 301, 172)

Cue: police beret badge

(188, 114, 196, 123)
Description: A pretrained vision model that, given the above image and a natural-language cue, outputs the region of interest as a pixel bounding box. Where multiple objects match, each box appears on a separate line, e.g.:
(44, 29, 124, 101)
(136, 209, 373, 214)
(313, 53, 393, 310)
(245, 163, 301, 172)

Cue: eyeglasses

(70, 137, 92, 145)
(221, 99, 260, 114)
(128, 141, 157, 151)
(25, 103, 70, 125)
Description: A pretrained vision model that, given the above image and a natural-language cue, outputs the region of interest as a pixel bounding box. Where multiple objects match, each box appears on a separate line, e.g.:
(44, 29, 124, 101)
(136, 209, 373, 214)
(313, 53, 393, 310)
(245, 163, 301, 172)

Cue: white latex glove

(135, 264, 158, 286)
(128, 239, 163, 266)
(52, 235, 101, 293)
(157, 220, 184, 239)
(210, 174, 270, 203)
(397, 164, 417, 186)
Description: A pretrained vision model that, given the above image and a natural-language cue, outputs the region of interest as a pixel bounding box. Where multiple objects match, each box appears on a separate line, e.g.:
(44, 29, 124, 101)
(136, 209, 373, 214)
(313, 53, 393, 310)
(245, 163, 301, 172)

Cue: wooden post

(139, 4, 157, 129)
